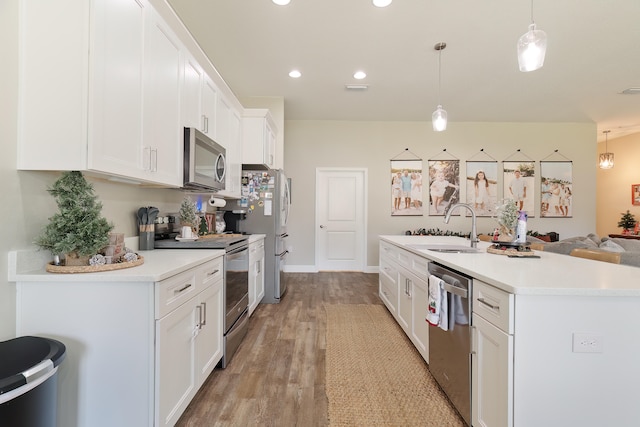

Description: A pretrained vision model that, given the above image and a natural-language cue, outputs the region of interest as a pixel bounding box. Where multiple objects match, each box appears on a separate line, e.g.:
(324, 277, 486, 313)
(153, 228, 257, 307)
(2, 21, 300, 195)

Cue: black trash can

(0, 336, 66, 427)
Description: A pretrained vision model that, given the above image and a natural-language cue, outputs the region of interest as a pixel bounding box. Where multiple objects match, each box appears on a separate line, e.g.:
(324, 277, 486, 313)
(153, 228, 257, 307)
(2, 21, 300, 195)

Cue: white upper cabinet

(18, 0, 247, 189)
(201, 75, 218, 137)
(182, 52, 204, 130)
(141, 6, 183, 186)
(222, 108, 243, 198)
(18, 0, 182, 187)
(242, 108, 278, 169)
(88, 0, 145, 179)
(215, 95, 231, 148)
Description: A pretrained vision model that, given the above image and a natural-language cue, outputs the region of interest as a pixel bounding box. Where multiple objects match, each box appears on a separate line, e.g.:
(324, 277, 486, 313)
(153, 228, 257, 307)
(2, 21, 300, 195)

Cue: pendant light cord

(437, 48, 442, 105)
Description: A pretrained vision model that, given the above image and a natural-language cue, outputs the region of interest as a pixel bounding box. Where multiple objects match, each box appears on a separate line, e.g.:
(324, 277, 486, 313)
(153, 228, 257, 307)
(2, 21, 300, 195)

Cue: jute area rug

(325, 304, 466, 427)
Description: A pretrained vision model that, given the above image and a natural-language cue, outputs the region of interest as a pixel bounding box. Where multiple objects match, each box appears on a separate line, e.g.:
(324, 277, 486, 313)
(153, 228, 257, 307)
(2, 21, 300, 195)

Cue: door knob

(320, 225, 325, 228)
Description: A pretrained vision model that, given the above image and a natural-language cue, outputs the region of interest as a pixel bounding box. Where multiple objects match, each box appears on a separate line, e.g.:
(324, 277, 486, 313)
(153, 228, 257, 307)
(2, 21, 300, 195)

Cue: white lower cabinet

(410, 276, 429, 362)
(379, 242, 429, 363)
(472, 280, 514, 427)
(156, 263, 223, 427)
(379, 254, 399, 316)
(248, 237, 265, 315)
(15, 254, 224, 427)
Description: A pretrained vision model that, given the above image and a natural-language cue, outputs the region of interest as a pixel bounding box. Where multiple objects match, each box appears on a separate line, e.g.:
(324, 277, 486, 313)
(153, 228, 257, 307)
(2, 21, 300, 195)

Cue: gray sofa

(529, 233, 640, 267)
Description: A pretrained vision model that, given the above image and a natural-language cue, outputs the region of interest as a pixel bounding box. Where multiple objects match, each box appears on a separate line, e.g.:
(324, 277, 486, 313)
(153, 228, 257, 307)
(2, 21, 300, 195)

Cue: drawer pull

(207, 269, 220, 276)
(174, 283, 192, 294)
(477, 297, 499, 310)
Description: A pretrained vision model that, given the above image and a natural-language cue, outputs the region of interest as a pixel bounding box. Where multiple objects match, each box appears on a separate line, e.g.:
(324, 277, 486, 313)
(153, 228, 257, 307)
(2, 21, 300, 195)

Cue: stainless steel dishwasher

(427, 262, 472, 426)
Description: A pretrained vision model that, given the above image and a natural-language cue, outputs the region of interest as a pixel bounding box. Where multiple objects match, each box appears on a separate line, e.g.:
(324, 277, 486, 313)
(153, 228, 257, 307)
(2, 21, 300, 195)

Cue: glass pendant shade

(517, 23, 547, 72)
(432, 105, 448, 132)
(599, 153, 614, 169)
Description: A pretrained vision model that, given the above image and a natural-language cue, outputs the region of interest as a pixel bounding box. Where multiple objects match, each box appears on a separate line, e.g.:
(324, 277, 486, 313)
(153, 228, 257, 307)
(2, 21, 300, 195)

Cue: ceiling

(167, 0, 640, 142)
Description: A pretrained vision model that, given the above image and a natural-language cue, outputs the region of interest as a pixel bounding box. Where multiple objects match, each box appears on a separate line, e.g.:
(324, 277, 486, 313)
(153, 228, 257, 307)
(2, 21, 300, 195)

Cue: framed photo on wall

(503, 161, 535, 216)
(465, 161, 498, 217)
(632, 184, 640, 206)
(540, 161, 573, 217)
(390, 159, 423, 216)
(428, 160, 460, 216)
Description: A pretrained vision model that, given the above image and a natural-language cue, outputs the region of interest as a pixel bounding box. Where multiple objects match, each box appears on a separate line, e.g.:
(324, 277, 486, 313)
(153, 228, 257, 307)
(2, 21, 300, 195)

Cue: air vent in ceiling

(345, 84, 369, 90)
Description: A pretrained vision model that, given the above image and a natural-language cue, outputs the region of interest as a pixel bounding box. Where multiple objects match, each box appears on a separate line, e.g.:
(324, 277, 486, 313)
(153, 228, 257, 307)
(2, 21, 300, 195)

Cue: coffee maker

(223, 209, 247, 234)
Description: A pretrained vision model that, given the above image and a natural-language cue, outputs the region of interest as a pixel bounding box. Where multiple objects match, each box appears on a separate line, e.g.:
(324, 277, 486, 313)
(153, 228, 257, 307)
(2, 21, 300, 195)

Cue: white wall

(596, 133, 640, 236)
(283, 120, 597, 270)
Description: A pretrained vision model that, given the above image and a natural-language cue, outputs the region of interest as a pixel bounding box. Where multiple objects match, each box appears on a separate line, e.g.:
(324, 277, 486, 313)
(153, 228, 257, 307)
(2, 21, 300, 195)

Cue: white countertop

(9, 249, 224, 283)
(381, 235, 640, 297)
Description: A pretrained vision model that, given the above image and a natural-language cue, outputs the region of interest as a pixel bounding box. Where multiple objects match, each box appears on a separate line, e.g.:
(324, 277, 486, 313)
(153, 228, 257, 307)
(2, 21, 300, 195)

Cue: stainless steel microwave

(183, 127, 226, 192)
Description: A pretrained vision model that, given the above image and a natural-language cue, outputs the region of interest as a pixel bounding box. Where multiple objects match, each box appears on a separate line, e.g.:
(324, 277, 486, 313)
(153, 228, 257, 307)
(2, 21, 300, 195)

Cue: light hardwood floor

(176, 272, 382, 427)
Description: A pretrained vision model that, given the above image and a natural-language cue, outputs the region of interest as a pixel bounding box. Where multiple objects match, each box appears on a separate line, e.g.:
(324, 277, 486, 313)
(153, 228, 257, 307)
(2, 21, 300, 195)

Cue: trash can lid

(0, 336, 66, 395)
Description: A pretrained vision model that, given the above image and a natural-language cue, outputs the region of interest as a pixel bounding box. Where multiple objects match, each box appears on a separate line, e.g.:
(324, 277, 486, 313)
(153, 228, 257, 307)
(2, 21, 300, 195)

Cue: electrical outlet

(572, 333, 604, 353)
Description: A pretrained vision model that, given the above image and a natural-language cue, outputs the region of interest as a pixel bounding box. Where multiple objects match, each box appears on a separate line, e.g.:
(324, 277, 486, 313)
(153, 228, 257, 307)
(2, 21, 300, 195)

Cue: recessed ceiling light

(289, 70, 302, 78)
(272, 0, 290, 5)
(373, 0, 392, 7)
(353, 71, 367, 80)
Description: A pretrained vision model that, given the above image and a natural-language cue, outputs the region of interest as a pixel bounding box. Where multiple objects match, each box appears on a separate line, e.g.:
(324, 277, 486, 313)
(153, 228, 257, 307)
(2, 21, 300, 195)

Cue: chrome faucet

(444, 203, 479, 248)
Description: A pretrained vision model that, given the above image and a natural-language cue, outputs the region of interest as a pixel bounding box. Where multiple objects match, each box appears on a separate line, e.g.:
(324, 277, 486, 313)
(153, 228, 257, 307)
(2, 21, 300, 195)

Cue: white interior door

(316, 168, 367, 271)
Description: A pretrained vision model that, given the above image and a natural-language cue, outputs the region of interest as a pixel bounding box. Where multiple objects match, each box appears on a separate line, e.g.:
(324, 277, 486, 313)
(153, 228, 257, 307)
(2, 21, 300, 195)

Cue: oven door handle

(442, 282, 468, 299)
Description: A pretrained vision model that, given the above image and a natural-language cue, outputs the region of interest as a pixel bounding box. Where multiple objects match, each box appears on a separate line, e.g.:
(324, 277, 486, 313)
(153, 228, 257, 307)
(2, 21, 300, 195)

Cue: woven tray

(487, 247, 538, 257)
(45, 255, 144, 274)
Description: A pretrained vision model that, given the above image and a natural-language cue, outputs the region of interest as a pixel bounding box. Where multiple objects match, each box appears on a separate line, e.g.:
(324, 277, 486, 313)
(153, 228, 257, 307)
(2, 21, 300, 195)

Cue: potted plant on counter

(618, 210, 637, 235)
(35, 171, 114, 266)
(178, 197, 198, 238)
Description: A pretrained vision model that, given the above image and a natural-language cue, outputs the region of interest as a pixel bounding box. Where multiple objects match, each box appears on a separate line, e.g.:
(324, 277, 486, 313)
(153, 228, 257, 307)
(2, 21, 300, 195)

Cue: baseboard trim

(284, 265, 379, 273)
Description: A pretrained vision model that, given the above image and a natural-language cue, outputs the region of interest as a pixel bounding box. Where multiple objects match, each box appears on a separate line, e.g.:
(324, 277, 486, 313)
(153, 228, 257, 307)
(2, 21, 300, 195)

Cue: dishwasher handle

(442, 282, 468, 298)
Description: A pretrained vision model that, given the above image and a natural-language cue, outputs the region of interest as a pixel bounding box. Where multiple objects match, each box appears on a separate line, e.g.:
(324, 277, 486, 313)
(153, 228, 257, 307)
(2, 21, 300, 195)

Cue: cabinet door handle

(144, 146, 152, 171)
(470, 325, 477, 355)
(174, 283, 192, 294)
(257, 260, 261, 274)
(151, 148, 158, 172)
(477, 297, 499, 310)
(200, 302, 207, 327)
(207, 269, 220, 277)
(196, 304, 202, 330)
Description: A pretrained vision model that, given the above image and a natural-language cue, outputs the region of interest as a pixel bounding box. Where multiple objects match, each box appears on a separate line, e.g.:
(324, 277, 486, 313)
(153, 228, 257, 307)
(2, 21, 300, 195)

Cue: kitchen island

(380, 235, 640, 427)
(9, 248, 225, 427)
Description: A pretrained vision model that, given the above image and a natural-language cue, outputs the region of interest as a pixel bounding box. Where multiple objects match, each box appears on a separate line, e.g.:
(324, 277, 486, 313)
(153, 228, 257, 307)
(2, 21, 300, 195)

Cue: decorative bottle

(516, 211, 528, 243)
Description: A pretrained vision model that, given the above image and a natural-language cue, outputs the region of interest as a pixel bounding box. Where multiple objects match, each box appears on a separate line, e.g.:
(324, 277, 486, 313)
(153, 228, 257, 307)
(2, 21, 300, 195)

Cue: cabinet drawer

(409, 253, 429, 280)
(156, 269, 198, 319)
(473, 280, 514, 334)
(379, 271, 398, 309)
(198, 256, 224, 289)
(380, 241, 398, 262)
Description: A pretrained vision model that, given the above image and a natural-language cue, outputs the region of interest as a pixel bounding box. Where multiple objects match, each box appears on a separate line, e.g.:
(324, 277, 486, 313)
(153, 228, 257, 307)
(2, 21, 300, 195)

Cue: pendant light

(432, 42, 447, 132)
(599, 130, 614, 169)
(517, 0, 547, 72)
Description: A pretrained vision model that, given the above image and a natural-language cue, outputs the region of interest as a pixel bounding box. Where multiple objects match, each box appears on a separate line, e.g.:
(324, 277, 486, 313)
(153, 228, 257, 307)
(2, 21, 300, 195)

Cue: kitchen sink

(406, 244, 482, 254)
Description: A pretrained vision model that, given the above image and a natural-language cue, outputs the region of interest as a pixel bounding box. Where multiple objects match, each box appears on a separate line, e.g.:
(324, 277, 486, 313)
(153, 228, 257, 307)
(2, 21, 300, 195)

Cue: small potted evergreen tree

(35, 171, 114, 265)
(617, 210, 637, 235)
(178, 197, 198, 238)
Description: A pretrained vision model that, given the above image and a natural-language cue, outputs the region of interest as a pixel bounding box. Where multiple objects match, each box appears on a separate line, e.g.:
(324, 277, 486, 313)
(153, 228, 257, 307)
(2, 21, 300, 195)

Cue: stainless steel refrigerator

(238, 168, 291, 303)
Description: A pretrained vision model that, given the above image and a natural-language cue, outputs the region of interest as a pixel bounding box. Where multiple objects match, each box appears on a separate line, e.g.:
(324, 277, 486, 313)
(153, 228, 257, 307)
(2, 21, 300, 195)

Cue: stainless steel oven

(219, 240, 249, 368)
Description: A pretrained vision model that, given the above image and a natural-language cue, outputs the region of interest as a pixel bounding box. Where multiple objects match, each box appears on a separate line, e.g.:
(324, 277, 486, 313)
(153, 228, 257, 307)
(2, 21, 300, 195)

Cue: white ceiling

(167, 0, 640, 142)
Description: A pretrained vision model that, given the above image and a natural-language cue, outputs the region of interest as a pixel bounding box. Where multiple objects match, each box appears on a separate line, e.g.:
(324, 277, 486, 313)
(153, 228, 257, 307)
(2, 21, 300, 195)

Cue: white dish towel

(426, 274, 448, 331)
